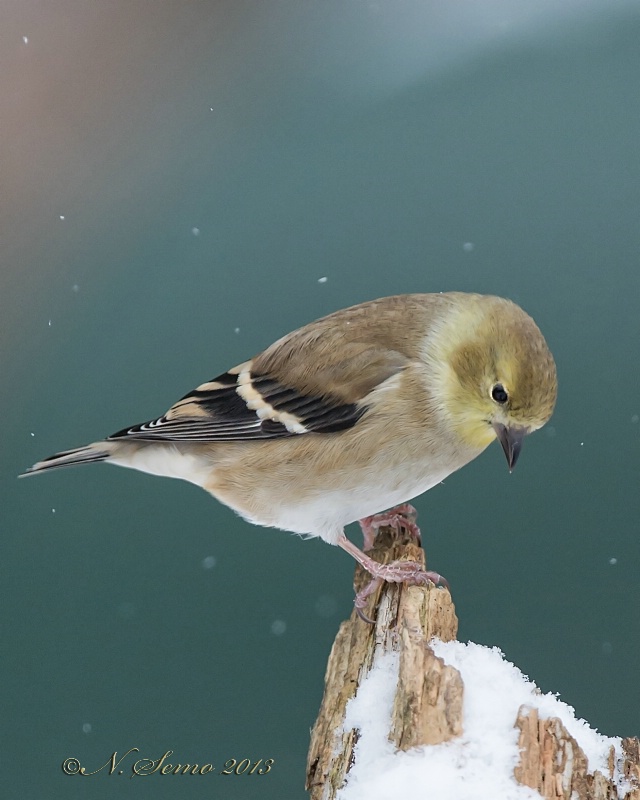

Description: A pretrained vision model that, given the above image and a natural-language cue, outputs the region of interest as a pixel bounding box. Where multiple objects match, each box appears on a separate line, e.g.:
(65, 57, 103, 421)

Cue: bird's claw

(353, 561, 450, 624)
(359, 503, 421, 550)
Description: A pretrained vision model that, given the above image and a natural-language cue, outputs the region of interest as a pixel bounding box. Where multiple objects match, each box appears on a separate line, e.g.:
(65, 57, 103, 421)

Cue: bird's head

(431, 294, 557, 469)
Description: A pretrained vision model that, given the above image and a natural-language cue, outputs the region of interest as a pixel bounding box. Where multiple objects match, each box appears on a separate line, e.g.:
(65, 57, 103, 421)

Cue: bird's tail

(19, 442, 113, 477)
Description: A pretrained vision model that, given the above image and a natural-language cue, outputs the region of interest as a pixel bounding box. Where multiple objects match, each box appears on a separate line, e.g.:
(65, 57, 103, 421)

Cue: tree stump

(305, 519, 640, 800)
(514, 709, 640, 800)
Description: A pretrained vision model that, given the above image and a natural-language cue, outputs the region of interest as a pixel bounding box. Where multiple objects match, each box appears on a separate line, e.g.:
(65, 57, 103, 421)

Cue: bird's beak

(492, 422, 528, 471)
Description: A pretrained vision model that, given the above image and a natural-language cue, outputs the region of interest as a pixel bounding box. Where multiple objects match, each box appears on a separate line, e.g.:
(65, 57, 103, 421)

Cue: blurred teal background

(2, 1, 639, 797)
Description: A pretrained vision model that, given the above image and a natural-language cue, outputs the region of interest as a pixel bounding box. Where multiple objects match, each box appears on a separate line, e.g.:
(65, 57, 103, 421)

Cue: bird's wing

(107, 331, 412, 444)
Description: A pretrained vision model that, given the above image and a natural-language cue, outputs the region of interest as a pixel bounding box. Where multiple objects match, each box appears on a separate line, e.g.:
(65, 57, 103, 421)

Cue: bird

(21, 292, 557, 616)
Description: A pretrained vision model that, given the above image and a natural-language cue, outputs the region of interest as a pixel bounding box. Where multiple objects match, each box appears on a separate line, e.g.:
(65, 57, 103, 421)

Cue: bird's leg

(358, 503, 421, 551)
(338, 534, 449, 623)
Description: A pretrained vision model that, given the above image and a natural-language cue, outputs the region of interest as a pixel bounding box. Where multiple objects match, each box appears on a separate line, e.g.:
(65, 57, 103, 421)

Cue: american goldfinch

(22, 293, 557, 613)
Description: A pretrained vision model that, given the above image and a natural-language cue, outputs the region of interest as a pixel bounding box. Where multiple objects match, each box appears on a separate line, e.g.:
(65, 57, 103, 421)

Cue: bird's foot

(353, 560, 449, 623)
(353, 577, 384, 624)
(338, 534, 449, 624)
(358, 503, 421, 551)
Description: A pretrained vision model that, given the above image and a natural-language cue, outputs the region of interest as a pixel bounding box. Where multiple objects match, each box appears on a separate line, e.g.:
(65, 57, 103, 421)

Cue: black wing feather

(108, 370, 367, 443)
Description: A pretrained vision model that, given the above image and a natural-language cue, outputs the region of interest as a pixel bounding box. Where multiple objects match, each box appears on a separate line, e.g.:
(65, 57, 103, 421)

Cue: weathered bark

(305, 519, 640, 800)
(514, 707, 640, 800)
(305, 523, 461, 799)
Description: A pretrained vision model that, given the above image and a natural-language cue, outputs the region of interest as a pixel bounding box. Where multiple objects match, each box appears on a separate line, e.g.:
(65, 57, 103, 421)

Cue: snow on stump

(305, 518, 640, 800)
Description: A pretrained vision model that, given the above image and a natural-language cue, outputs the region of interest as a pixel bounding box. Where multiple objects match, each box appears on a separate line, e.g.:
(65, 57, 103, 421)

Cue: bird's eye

(491, 384, 509, 404)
